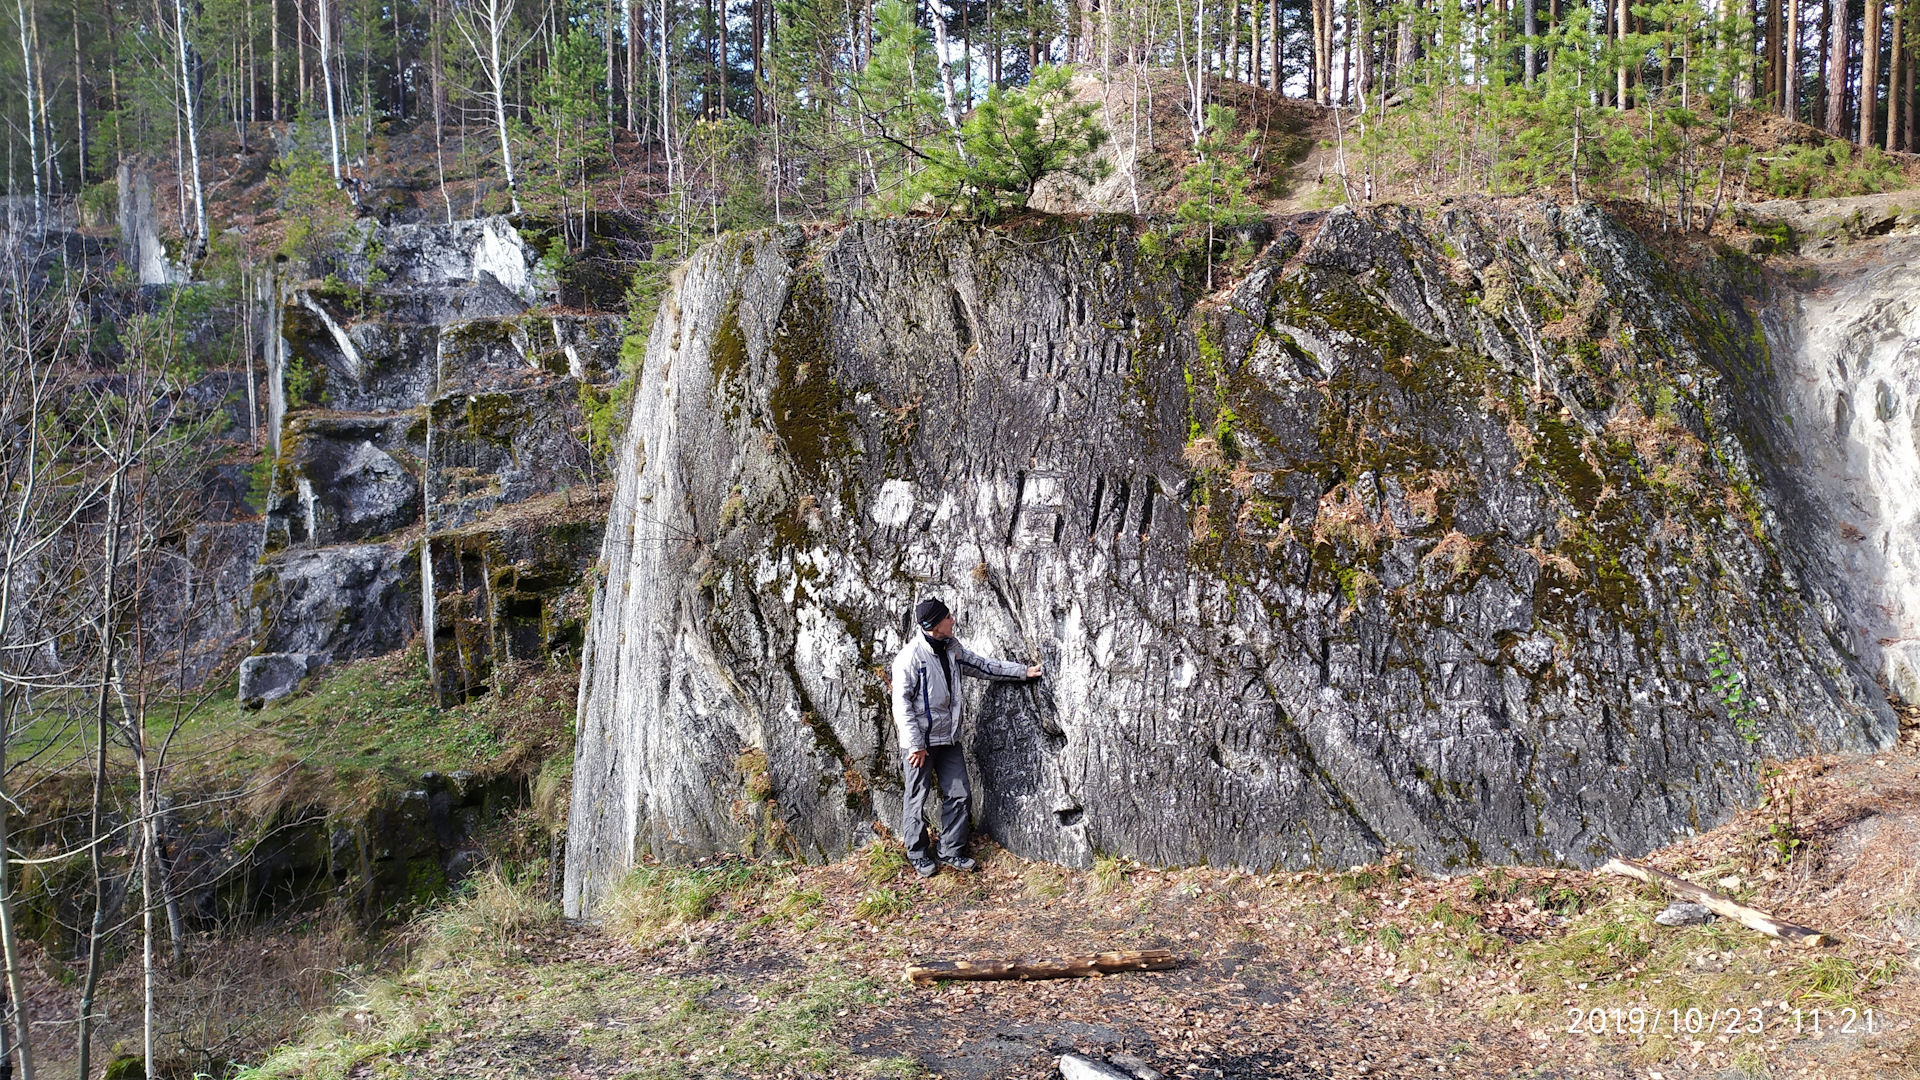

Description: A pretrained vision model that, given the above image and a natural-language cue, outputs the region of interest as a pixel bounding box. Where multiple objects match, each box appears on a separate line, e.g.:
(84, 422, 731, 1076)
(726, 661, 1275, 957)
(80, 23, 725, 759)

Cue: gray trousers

(901, 744, 970, 863)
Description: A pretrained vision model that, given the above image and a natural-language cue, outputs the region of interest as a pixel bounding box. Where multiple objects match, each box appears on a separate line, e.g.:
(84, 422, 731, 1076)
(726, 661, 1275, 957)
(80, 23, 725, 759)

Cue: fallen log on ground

(1601, 856, 1834, 947)
(905, 949, 1180, 986)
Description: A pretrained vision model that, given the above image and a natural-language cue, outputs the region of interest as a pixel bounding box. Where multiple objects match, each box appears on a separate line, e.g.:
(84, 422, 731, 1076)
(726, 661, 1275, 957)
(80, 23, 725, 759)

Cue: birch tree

(321, 0, 345, 179)
(13, 0, 42, 215)
(174, 0, 209, 252)
(453, 0, 547, 213)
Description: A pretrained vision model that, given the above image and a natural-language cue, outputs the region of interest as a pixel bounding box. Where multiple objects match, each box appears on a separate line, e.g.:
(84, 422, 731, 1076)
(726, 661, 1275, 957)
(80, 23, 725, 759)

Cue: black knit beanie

(914, 598, 951, 631)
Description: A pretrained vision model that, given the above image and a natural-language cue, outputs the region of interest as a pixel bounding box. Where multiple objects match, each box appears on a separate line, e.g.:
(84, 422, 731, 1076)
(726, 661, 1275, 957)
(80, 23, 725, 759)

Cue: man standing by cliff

(891, 598, 1043, 877)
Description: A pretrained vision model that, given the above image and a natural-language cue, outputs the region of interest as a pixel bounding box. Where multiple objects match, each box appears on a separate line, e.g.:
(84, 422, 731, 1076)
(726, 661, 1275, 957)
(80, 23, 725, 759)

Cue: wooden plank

(1601, 856, 1834, 947)
(905, 949, 1180, 986)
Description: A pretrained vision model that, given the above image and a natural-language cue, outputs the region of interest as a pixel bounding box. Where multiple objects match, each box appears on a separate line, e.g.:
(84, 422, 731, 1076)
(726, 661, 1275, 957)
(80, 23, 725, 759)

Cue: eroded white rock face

(370, 216, 539, 298)
(1774, 240, 1920, 702)
(472, 217, 534, 295)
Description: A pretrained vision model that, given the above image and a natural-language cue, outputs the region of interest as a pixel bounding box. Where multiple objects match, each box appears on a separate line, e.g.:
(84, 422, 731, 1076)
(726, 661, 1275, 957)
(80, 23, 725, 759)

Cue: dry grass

(1182, 435, 1228, 473)
(1541, 276, 1607, 341)
(1527, 540, 1584, 581)
(1403, 474, 1450, 523)
(1608, 398, 1709, 494)
(601, 858, 767, 945)
(861, 838, 911, 885)
(1311, 482, 1381, 554)
(414, 868, 559, 969)
(1423, 529, 1482, 578)
(1188, 502, 1212, 541)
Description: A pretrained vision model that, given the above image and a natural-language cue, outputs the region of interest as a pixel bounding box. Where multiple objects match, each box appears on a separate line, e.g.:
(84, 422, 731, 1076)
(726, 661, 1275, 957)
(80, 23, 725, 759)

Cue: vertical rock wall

(564, 208, 1897, 916)
(1757, 237, 1920, 703)
(244, 217, 624, 702)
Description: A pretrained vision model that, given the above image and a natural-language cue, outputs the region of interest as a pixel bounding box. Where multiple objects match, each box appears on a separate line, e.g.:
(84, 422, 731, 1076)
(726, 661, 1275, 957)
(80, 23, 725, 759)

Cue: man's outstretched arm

(952, 641, 1043, 681)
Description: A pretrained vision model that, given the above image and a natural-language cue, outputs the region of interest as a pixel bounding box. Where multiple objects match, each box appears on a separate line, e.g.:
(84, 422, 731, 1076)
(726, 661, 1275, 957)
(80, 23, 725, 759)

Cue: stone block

(238, 653, 319, 705)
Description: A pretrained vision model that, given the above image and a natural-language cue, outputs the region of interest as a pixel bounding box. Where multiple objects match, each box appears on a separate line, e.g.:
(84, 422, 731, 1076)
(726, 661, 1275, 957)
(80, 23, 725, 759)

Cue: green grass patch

(12, 647, 576, 816)
(1487, 883, 1895, 1063)
(861, 839, 910, 885)
(238, 956, 914, 1080)
(854, 888, 912, 921)
(601, 859, 770, 943)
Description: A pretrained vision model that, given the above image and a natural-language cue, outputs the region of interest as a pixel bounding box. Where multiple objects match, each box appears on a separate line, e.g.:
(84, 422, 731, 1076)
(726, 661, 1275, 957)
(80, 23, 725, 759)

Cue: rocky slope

(241, 215, 624, 701)
(563, 206, 1904, 915)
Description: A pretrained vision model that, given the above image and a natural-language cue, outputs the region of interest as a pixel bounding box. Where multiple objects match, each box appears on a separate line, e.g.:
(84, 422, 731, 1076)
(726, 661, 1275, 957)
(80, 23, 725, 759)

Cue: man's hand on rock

(1026, 664, 1044, 679)
(909, 749, 928, 769)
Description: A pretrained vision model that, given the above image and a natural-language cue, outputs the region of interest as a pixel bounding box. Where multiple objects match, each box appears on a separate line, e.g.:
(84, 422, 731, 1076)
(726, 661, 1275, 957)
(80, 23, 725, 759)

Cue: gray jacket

(890, 633, 1028, 753)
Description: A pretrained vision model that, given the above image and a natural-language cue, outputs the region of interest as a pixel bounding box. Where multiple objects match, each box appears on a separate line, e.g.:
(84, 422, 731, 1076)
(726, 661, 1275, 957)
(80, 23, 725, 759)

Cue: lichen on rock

(562, 208, 1896, 917)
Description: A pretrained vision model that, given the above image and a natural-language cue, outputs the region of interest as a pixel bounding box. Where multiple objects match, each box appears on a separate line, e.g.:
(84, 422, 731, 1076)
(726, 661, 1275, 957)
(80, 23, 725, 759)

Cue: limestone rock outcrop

(248, 216, 622, 687)
(564, 208, 1898, 915)
(1755, 236, 1920, 704)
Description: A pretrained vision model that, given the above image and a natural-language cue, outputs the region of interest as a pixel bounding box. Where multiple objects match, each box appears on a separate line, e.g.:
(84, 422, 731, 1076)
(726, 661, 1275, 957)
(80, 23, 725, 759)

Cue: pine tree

(915, 63, 1108, 215)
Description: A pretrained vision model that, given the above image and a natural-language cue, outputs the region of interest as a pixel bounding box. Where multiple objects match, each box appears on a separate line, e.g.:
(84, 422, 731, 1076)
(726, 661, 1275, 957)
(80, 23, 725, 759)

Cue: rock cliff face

(564, 207, 1900, 915)
(1753, 237, 1920, 704)
(243, 215, 623, 702)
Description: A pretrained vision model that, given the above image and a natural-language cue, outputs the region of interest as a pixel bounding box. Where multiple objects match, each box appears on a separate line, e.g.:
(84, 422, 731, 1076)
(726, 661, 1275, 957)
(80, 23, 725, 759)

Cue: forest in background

(4, 0, 1919, 269)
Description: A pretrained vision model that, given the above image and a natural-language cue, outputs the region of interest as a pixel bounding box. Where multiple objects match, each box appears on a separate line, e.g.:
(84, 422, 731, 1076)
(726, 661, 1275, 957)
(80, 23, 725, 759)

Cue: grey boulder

(250, 542, 420, 663)
(238, 653, 320, 706)
(268, 414, 422, 547)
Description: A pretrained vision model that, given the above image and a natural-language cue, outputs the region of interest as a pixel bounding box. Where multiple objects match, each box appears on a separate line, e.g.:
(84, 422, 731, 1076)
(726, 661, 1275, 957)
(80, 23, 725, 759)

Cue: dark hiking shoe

(940, 855, 978, 872)
(912, 859, 939, 878)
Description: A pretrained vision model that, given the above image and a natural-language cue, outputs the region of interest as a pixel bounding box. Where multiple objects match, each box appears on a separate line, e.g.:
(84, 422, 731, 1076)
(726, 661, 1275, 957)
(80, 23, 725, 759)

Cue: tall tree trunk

(1250, 0, 1261, 87)
(1344, 0, 1359, 105)
(72, 0, 84, 187)
(395, 0, 407, 119)
(452, 0, 525, 211)
(1863, 0, 1881, 142)
(1896, 15, 1912, 147)
(0, 692, 37, 1080)
(930, 3, 965, 139)
(433, 0, 452, 220)
(319, 0, 342, 176)
(298, 0, 308, 110)
(1313, 0, 1329, 102)
(989, 0, 999, 88)
(14, 0, 43, 214)
(1354, 0, 1370, 107)
(175, 0, 209, 253)
(659, 0, 673, 188)
(247, 2, 258, 136)
(1786, 0, 1800, 118)
(489, 6, 520, 209)
(1891, 4, 1904, 146)
(31, 12, 53, 194)
(1271, 0, 1282, 91)
(1524, 0, 1537, 81)
(0, 707, 33, 1080)
(361, 0, 373, 154)
(1824, 0, 1848, 133)
(1028, 0, 1039, 74)
(1617, 0, 1630, 108)
(1224, 0, 1237, 81)
(138, 717, 155, 1080)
